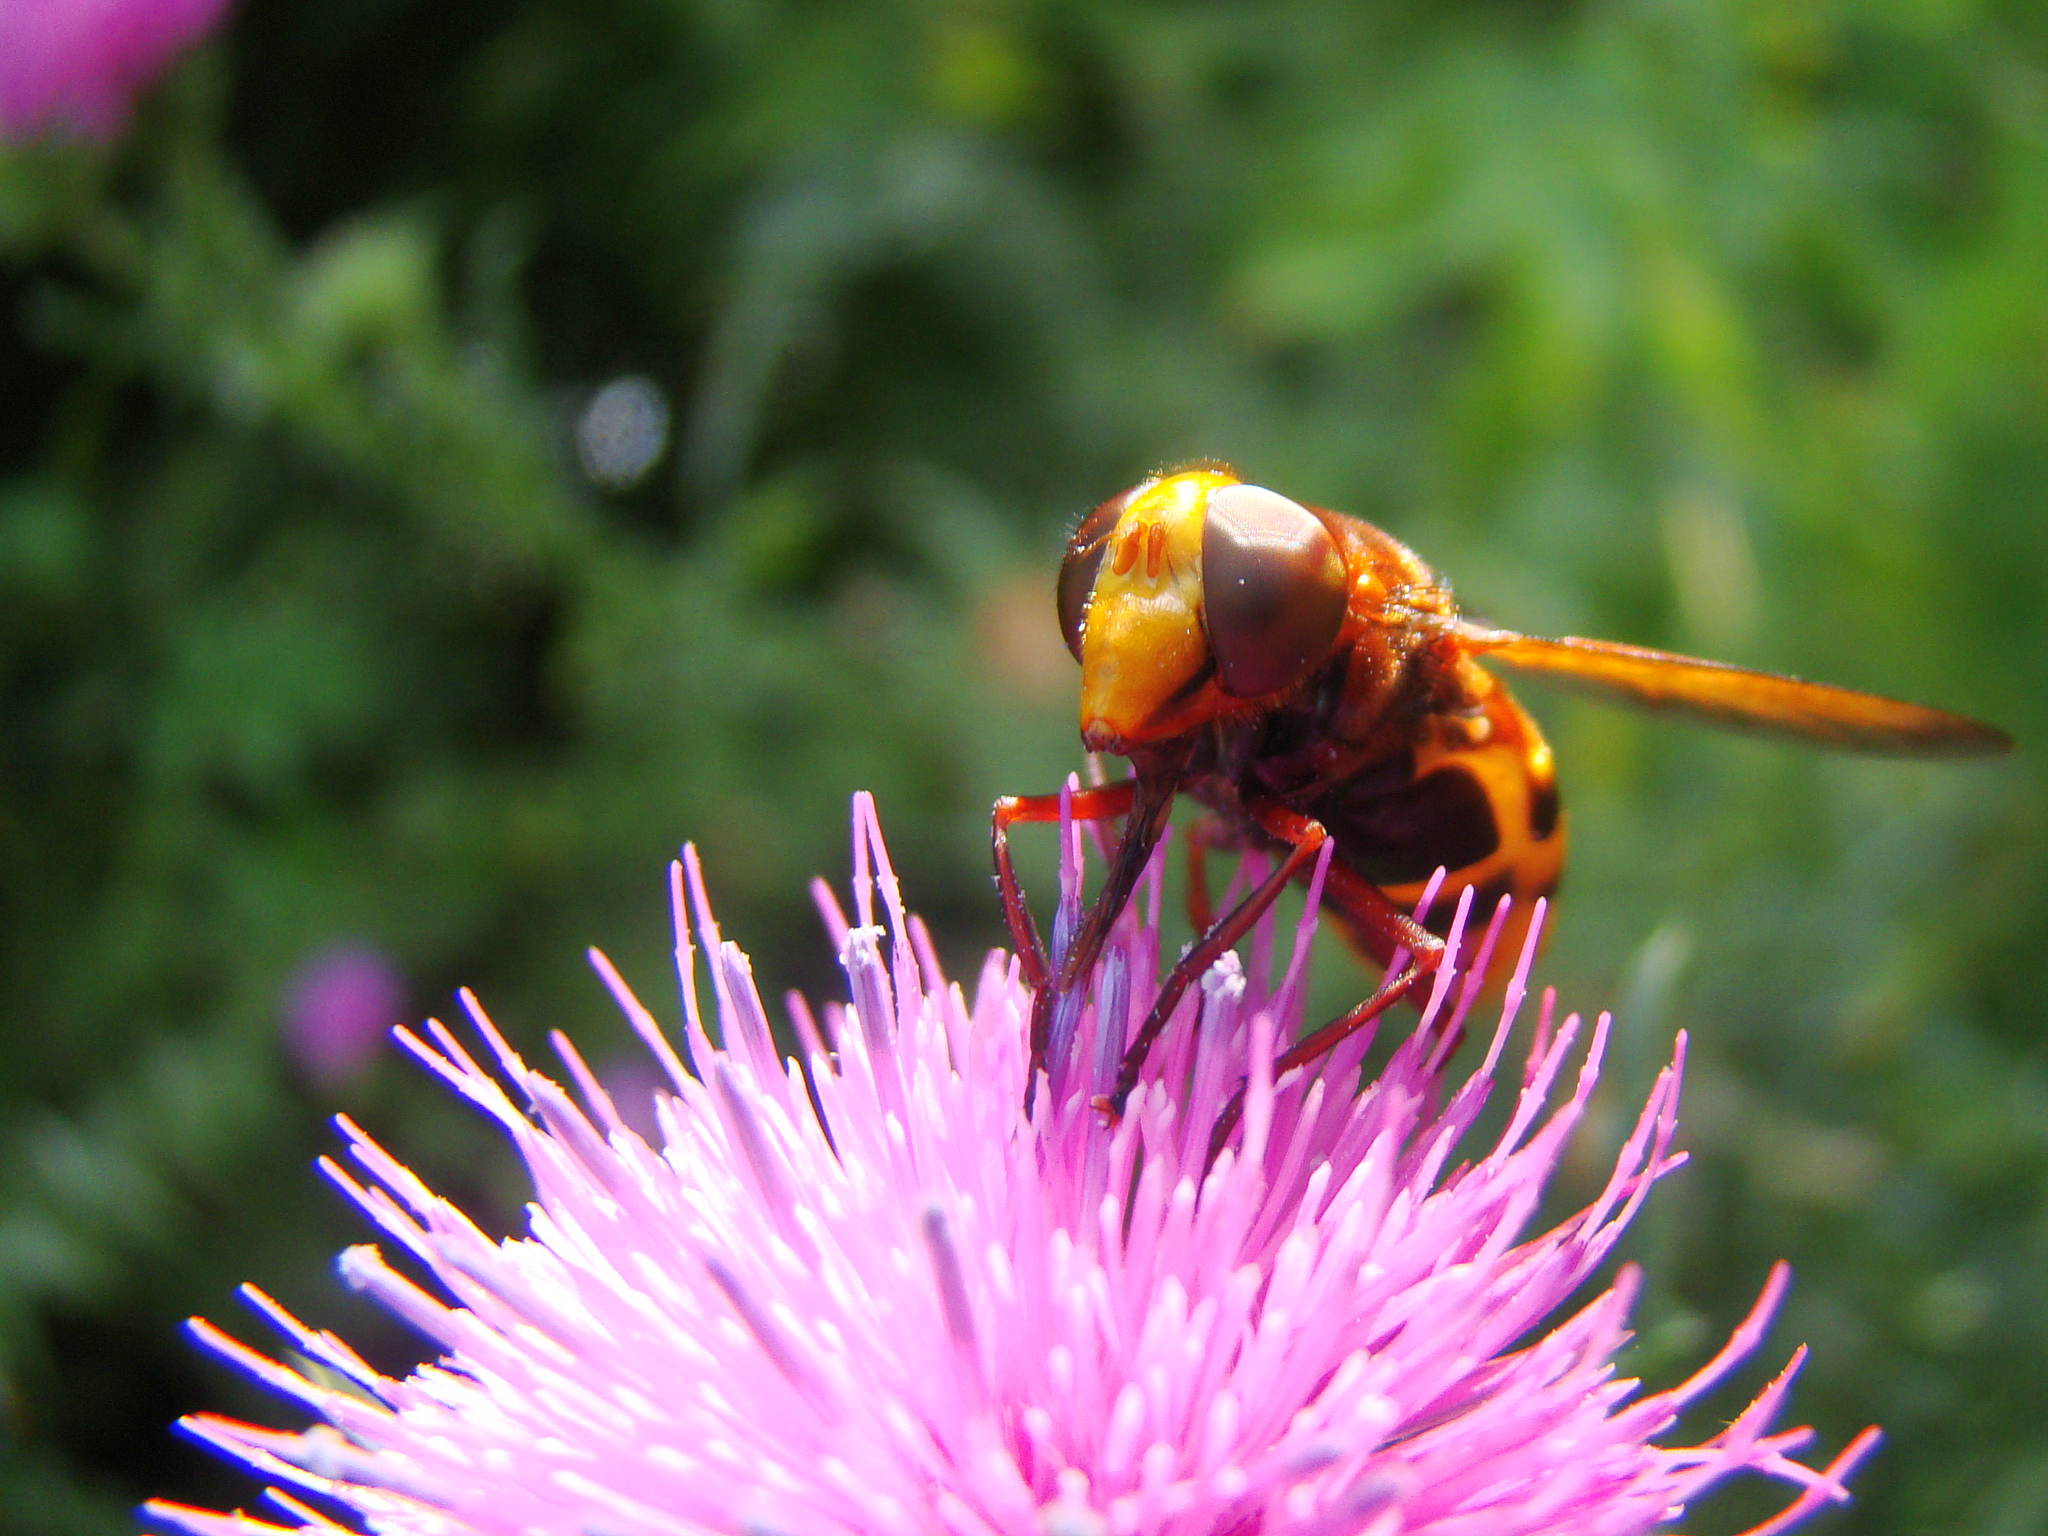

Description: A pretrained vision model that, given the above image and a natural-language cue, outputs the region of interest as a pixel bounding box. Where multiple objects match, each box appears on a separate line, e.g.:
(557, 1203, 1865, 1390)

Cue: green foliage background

(2, 1, 2044, 1531)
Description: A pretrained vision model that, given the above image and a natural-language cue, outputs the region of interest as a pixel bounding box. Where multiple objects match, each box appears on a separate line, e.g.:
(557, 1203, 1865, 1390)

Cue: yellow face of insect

(1057, 468, 1352, 751)
(1070, 470, 1225, 751)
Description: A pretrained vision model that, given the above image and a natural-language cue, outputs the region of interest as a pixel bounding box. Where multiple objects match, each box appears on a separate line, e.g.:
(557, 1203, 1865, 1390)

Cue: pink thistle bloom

(0, 0, 231, 142)
(147, 791, 1877, 1536)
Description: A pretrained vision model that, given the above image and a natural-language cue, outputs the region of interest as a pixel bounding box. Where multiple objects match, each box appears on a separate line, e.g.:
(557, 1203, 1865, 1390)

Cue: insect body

(993, 466, 2010, 1129)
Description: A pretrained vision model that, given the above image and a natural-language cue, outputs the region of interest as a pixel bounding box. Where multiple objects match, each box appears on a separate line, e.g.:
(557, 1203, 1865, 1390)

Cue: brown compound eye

(1056, 484, 1141, 660)
(1201, 483, 1348, 697)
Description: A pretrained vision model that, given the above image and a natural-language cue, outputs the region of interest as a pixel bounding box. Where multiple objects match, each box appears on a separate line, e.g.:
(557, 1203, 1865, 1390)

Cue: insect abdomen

(1312, 689, 1566, 969)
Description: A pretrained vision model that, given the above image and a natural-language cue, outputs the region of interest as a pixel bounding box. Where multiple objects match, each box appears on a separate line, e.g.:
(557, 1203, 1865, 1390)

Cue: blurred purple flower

(0, 0, 231, 142)
(282, 945, 404, 1087)
(151, 792, 1876, 1536)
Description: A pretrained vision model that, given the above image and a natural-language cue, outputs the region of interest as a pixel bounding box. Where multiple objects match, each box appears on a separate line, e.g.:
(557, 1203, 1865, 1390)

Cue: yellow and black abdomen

(1308, 687, 1566, 975)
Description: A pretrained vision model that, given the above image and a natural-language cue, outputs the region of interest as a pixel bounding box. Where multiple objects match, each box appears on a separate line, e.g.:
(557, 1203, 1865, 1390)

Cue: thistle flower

(147, 791, 1877, 1536)
(0, 0, 230, 142)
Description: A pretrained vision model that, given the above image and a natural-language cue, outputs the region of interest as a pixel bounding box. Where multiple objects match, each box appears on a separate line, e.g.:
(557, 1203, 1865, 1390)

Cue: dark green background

(2, 1, 2043, 1531)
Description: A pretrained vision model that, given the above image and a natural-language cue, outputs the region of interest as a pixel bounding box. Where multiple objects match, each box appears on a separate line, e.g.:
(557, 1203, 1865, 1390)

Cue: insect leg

(996, 778, 1179, 1114)
(1099, 816, 1330, 1122)
(1202, 805, 1448, 1166)
(991, 781, 1139, 992)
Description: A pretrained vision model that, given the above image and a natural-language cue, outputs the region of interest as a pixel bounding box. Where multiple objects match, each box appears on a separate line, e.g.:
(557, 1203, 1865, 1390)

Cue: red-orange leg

(994, 776, 1178, 1113)
(991, 781, 1137, 991)
(1202, 803, 1449, 1165)
(1098, 814, 1331, 1121)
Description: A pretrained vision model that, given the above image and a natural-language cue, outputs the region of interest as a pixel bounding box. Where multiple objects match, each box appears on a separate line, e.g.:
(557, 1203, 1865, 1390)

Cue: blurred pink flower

(150, 793, 1876, 1536)
(0, 0, 230, 142)
(282, 945, 405, 1087)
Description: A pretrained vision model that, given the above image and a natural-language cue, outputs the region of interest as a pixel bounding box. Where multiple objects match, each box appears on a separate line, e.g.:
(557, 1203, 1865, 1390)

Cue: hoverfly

(994, 466, 2010, 1128)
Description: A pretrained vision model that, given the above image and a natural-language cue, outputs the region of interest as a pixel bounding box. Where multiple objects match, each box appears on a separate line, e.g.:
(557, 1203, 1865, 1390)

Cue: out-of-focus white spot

(576, 375, 670, 491)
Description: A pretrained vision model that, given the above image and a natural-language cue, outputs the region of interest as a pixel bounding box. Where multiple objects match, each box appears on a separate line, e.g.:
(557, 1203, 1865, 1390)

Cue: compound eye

(1201, 483, 1348, 697)
(1057, 484, 1140, 661)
